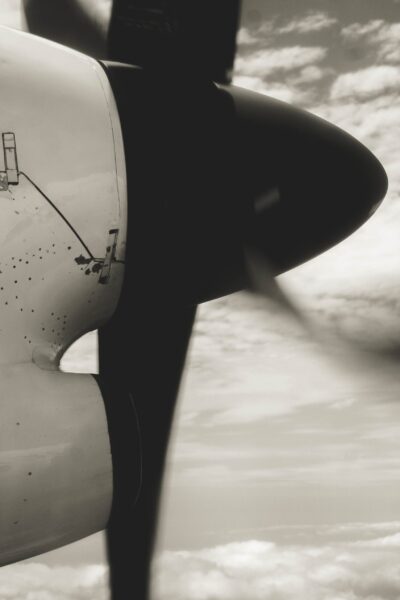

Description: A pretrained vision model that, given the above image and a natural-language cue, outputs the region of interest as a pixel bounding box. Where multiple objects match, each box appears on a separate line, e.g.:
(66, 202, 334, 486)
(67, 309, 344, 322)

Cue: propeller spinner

(102, 62, 387, 305)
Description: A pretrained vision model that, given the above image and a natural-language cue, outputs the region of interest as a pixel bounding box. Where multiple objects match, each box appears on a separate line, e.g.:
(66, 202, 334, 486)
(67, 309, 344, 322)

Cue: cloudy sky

(2, 1, 400, 599)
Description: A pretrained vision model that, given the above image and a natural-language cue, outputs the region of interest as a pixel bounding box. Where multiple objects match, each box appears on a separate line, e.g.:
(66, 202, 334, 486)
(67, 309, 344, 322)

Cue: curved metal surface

(0, 27, 130, 566)
(0, 26, 127, 368)
(0, 364, 113, 566)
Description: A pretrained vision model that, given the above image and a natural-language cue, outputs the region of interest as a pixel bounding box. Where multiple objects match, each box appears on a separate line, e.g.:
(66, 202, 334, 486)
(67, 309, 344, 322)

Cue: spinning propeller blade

(22, 0, 241, 83)
(243, 241, 400, 376)
(22, 0, 109, 56)
(244, 246, 305, 325)
(108, 0, 241, 82)
(98, 300, 196, 599)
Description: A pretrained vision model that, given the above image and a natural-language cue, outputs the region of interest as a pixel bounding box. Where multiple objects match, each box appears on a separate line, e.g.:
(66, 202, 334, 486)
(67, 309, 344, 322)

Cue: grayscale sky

(1, 1, 400, 599)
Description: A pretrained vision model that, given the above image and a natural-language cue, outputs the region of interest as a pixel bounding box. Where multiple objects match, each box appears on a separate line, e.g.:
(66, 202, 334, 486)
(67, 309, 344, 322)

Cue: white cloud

(61, 330, 98, 373)
(152, 533, 400, 600)
(341, 19, 385, 41)
(237, 27, 261, 46)
(279, 12, 338, 35)
(0, 563, 108, 600)
(235, 46, 328, 79)
(341, 20, 400, 65)
(354, 532, 400, 548)
(330, 65, 400, 101)
(373, 22, 400, 64)
(234, 42, 331, 107)
(290, 65, 330, 85)
(237, 13, 336, 47)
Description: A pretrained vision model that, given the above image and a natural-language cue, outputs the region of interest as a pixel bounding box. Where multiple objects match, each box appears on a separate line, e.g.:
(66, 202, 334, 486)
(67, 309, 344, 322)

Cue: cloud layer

(0, 563, 108, 600)
(235, 46, 327, 78)
(330, 65, 400, 101)
(278, 12, 338, 35)
(4, 525, 400, 600)
(153, 527, 400, 600)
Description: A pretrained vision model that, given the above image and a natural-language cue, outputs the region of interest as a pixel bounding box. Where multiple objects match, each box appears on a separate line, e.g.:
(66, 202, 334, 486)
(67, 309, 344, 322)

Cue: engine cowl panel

(0, 27, 129, 565)
(0, 27, 127, 369)
(0, 365, 113, 566)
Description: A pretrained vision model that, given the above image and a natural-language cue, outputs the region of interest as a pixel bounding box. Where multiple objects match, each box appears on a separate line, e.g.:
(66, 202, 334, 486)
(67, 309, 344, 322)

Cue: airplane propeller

(17, 2, 389, 600)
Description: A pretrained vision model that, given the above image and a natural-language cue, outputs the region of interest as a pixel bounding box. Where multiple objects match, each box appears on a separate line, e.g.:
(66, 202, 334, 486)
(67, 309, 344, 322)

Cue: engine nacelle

(0, 27, 129, 564)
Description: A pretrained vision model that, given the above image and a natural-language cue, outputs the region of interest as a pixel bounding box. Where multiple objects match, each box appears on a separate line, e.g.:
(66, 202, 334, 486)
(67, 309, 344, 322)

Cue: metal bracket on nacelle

(99, 229, 119, 285)
(0, 132, 19, 190)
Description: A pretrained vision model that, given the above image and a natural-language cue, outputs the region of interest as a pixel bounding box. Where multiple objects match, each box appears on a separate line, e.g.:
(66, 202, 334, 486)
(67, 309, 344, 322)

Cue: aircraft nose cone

(230, 87, 388, 273)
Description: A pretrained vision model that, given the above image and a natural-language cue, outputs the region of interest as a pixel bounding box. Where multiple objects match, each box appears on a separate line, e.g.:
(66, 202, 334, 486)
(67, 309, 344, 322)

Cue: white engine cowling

(0, 365, 113, 565)
(0, 26, 128, 564)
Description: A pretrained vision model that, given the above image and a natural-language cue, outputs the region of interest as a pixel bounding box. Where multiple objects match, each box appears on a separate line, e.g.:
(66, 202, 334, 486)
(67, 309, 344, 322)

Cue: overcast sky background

(2, 1, 400, 599)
